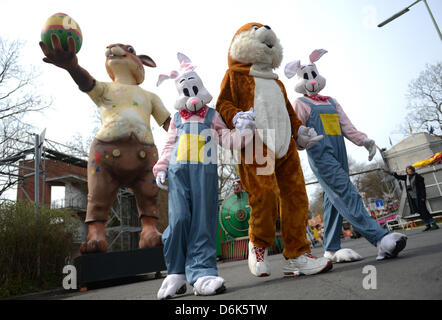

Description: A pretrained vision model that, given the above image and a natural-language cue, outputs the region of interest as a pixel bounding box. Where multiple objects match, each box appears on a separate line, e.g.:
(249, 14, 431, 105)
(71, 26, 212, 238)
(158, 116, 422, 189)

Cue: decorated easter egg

(41, 13, 82, 53)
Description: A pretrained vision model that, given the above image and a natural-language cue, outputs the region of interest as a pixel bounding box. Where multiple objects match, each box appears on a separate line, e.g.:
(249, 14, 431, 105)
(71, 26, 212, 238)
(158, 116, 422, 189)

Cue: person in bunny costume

(217, 23, 332, 278)
(286, 49, 407, 262)
(153, 53, 252, 299)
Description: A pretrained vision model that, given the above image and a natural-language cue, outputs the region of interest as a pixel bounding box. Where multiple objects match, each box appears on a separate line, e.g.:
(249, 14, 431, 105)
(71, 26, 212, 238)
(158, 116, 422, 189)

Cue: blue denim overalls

(299, 97, 388, 251)
(161, 108, 219, 285)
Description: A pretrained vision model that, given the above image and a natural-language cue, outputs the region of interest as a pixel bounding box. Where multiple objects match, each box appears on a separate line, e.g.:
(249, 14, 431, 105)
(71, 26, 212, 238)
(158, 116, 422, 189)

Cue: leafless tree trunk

(0, 37, 50, 197)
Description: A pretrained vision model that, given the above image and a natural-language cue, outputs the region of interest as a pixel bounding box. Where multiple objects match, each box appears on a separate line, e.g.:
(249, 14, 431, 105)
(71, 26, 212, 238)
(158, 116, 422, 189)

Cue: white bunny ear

(309, 49, 327, 63)
(177, 52, 195, 71)
(156, 74, 170, 87)
(177, 52, 191, 64)
(156, 70, 179, 87)
(284, 60, 301, 79)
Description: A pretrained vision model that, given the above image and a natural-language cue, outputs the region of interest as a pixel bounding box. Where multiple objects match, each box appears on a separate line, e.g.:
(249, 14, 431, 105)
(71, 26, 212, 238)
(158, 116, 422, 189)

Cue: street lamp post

(378, 0, 442, 42)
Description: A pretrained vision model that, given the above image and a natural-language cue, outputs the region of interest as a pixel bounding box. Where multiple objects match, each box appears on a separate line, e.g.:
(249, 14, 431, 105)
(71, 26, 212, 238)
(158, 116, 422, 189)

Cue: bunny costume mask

(153, 53, 255, 298)
(174, 71, 213, 113)
(216, 23, 331, 277)
(285, 49, 327, 97)
(158, 53, 213, 113)
(287, 50, 407, 262)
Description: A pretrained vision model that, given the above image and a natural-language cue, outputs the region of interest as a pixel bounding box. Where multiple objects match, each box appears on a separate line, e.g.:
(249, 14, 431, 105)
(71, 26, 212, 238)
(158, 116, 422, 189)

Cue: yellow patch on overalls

(319, 114, 342, 136)
(176, 134, 206, 162)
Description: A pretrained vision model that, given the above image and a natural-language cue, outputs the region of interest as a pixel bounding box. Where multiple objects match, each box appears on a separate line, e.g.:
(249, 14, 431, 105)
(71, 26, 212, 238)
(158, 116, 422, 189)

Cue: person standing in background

(389, 166, 439, 232)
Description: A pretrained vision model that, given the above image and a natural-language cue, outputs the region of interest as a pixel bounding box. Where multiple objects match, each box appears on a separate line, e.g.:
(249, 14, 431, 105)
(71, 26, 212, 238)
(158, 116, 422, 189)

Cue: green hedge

(0, 201, 80, 297)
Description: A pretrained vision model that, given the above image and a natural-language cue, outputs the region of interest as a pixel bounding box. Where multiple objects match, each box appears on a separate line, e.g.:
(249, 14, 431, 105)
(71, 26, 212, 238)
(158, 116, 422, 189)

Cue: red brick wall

(17, 159, 87, 205)
(16, 159, 168, 231)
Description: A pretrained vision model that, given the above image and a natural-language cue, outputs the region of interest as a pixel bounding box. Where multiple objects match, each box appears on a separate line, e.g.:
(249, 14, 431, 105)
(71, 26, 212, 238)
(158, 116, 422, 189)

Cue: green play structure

(216, 178, 283, 261)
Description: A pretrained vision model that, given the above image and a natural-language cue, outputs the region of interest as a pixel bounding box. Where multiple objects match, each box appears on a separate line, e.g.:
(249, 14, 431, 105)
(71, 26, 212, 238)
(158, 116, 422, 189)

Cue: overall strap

(327, 97, 336, 109)
(174, 111, 182, 128)
(298, 96, 337, 111)
(203, 107, 216, 127)
(298, 96, 317, 108)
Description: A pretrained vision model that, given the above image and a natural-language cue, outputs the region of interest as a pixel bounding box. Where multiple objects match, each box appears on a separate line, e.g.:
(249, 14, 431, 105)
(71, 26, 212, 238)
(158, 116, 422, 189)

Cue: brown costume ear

(138, 55, 156, 68)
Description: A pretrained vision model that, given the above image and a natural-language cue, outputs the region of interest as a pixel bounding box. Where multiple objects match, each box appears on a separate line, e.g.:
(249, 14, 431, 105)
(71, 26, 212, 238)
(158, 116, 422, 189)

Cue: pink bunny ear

(284, 60, 301, 79)
(309, 49, 327, 63)
(177, 52, 195, 72)
(156, 70, 179, 87)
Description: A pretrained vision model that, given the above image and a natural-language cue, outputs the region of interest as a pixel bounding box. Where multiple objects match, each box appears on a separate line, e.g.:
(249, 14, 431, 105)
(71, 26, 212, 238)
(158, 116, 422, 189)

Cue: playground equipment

(216, 178, 283, 261)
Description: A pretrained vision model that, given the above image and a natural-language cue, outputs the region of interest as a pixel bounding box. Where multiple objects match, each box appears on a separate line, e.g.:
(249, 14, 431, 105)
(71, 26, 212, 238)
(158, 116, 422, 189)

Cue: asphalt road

(48, 226, 442, 301)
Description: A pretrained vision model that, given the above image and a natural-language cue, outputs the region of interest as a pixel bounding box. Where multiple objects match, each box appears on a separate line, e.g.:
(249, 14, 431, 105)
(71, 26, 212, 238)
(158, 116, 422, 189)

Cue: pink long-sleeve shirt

(153, 106, 253, 177)
(292, 96, 367, 148)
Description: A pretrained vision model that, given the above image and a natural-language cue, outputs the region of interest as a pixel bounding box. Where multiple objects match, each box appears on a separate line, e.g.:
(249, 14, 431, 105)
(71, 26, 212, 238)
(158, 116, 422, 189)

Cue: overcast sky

(1, 0, 441, 199)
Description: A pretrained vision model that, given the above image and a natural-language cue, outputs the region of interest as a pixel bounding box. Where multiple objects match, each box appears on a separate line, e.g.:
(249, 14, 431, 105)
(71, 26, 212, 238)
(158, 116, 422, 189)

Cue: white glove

(234, 108, 255, 121)
(233, 108, 256, 131)
(297, 126, 323, 149)
(235, 118, 256, 131)
(363, 138, 376, 161)
(156, 171, 168, 190)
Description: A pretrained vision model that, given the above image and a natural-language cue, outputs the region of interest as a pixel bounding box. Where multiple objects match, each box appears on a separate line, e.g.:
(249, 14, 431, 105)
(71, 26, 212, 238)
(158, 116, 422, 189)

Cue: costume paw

(233, 109, 255, 122)
(156, 171, 168, 190)
(233, 109, 256, 131)
(376, 233, 407, 261)
(297, 126, 323, 149)
(193, 276, 226, 296)
(363, 138, 376, 161)
(157, 274, 187, 300)
(235, 118, 256, 131)
(324, 248, 362, 263)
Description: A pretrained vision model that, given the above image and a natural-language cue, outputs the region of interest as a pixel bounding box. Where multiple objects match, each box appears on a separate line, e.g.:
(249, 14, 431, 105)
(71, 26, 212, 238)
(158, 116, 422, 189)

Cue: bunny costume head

(229, 23, 283, 71)
(284, 49, 327, 97)
(157, 53, 212, 113)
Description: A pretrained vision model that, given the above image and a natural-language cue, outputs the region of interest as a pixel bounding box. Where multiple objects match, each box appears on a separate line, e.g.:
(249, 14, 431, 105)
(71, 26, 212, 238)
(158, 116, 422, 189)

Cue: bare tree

(401, 62, 442, 136)
(0, 37, 51, 197)
(62, 132, 94, 159)
(308, 185, 324, 217)
(352, 159, 392, 200)
(217, 147, 238, 200)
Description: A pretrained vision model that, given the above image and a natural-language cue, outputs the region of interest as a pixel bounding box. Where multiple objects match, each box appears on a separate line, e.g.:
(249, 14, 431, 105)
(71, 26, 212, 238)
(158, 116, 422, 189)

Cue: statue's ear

(138, 55, 156, 68)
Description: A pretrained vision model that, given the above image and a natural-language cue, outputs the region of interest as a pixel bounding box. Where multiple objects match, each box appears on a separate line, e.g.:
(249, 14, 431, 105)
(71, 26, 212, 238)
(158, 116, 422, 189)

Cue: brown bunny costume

(216, 23, 311, 259)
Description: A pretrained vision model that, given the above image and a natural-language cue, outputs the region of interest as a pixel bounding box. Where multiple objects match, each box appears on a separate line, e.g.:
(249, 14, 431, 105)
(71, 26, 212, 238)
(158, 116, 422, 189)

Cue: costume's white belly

(253, 77, 291, 159)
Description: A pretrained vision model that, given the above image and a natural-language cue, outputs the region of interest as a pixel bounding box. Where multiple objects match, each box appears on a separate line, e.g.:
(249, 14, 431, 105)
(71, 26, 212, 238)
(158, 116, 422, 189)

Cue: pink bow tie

(179, 107, 207, 119)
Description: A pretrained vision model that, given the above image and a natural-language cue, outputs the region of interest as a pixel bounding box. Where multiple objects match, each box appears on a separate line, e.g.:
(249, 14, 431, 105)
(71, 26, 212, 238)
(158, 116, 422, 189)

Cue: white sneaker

(324, 248, 363, 263)
(376, 232, 407, 261)
(157, 274, 187, 300)
(193, 276, 226, 296)
(248, 241, 271, 277)
(283, 253, 333, 277)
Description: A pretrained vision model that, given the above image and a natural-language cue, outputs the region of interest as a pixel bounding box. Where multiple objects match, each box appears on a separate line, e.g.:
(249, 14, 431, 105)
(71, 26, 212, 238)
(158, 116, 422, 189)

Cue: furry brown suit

(216, 23, 311, 258)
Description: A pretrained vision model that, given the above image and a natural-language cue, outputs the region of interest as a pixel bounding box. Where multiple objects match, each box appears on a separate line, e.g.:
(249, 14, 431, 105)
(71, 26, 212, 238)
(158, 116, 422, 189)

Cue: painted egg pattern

(41, 13, 82, 53)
